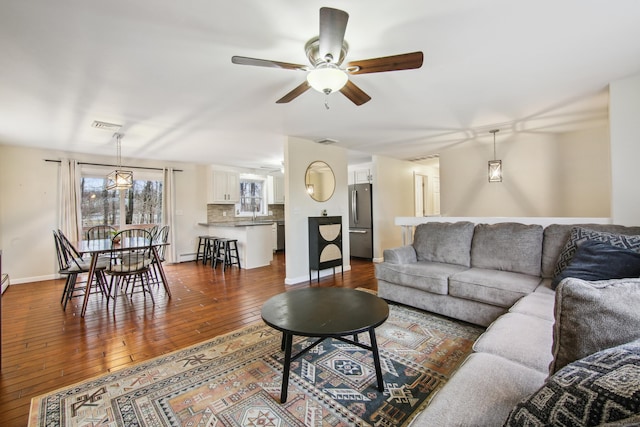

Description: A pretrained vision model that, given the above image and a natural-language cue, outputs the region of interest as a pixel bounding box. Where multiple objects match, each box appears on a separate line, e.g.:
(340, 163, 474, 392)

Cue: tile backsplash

(207, 204, 284, 223)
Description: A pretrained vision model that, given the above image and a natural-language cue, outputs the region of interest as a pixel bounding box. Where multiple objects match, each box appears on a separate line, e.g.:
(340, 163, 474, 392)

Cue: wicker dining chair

(149, 225, 170, 287)
(53, 230, 109, 310)
(86, 225, 116, 241)
(105, 228, 155, 310)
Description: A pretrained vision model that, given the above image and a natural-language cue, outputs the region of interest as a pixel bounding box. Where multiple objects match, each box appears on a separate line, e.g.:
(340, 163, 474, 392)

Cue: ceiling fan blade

(346, 51, 424, 74)
(232, 56, 308, 71)
(319, 7, 349, 64)
(276, 81, 311, 104)
(339, 80, 371, 106)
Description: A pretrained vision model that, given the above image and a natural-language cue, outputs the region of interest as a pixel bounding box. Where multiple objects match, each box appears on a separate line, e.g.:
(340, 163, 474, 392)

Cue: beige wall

(438, 126, 611, 217)
(0, 144, 208, 283)
(371, 156, 436, 260)
(284, 137, 349, 284)
(610, 72, 640, 226)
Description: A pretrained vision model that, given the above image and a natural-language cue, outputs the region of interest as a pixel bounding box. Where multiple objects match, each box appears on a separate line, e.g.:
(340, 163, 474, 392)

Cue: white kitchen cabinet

(267, 175, 285, 204)
(210, 170, 240, 204)
(273, 175, 284, 204)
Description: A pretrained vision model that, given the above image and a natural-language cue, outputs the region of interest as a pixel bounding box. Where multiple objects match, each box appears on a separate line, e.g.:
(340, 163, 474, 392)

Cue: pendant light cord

(114, 133, 123, 168)
(490, 129, 499, 160)
(493, 134, 496, 160)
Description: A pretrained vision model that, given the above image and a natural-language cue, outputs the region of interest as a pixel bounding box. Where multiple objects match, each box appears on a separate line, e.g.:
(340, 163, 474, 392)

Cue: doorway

(414, 173, 440, 217)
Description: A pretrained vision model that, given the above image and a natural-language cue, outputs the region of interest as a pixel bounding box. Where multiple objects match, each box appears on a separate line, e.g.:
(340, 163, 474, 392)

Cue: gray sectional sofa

(375, 221, 640, 426)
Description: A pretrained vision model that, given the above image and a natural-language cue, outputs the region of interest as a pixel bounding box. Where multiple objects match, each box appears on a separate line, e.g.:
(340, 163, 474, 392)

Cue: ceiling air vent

(91, 120, 122, 132)
(315, 138, 338, 145)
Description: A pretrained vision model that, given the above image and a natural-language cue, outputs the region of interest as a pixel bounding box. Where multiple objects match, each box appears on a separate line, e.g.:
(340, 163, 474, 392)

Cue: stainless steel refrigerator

(348, 183, 373, 259)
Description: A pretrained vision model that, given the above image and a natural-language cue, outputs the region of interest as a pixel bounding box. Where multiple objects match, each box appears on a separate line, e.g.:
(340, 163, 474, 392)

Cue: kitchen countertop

(199, 220, 283, 227)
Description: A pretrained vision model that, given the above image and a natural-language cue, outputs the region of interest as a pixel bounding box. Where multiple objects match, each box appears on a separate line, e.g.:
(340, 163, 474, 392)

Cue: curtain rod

(44, 159, 183, 172)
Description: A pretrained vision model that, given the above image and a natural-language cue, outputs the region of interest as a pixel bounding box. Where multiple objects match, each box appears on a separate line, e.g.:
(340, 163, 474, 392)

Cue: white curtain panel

(163, 167, 177, 263)
(59, 158, 82, 241)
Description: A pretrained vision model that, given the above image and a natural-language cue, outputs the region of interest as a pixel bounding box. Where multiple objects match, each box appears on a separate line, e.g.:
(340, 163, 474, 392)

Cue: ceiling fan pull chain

(324, 96, 330, 110)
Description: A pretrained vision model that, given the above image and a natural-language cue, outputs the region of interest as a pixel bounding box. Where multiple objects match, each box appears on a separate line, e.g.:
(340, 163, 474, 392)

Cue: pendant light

(106, 133, 133, 190)
(488, 129, 502, 183)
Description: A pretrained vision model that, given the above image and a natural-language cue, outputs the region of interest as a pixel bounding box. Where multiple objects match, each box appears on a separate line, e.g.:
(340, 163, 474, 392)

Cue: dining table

(72, 237, 171, 317)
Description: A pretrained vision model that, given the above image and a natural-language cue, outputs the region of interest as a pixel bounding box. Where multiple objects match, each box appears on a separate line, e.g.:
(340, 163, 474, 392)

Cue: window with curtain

(80, 167, 163, 232)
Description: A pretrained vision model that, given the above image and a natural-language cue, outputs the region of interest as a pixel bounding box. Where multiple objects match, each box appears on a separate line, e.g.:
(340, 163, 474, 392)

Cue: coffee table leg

(281, 332, 293, 403)
(369, 328, 384, 391)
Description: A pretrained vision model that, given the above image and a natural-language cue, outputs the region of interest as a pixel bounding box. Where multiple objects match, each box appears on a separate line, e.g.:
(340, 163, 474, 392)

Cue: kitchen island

(199, 221, 274, 269)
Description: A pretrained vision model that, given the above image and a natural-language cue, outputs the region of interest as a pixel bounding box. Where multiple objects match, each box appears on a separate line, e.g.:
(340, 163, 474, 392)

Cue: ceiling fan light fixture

(306, 64, 348, 95)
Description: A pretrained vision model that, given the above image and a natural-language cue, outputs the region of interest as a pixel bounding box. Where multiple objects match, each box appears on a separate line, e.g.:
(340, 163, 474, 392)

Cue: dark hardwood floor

(0, 253, 377, 426)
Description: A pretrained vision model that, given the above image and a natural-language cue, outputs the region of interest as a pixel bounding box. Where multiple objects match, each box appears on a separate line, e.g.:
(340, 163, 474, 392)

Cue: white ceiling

(1, 0, 640, 169)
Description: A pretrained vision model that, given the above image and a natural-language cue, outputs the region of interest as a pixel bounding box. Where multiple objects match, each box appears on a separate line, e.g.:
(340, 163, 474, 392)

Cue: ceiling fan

(231, 7, 424, 106)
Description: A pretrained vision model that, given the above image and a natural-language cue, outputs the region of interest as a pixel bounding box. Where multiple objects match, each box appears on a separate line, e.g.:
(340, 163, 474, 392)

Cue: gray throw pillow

(553, 227, 640, 280)
(412, 221, 474, 267)
(505, 339, 640, 427)
(549, 277, 640, 374)
(551, 240, 640, 288)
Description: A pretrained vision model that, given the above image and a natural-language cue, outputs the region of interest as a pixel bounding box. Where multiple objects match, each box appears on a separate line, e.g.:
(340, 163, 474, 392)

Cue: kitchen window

(80, 167, 163, 232)
(237, 175, 266, 216)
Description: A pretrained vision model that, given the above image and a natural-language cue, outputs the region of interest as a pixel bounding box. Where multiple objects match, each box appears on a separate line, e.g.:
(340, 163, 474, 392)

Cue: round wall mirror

(305, 161, 336, 202)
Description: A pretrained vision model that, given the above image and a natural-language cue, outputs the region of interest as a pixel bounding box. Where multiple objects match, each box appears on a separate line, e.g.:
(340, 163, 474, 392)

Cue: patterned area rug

(29, 303, 483, 426)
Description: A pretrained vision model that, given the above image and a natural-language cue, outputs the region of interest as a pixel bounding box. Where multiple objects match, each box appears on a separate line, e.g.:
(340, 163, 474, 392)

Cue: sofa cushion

(509, 292, 556, 322)
(505, 339, 640, 427)
(552, 226, 640, 280)
(449, 268, 541, 308)
(413, 352, 547, 427)
(551, 239, 640, 288)
(473, 312, 554, 372)
(541, 223, 640, 279)
(549, 277, 640, 374)
(412, 221, 475, 267)
(375, 261, 467, 295)
(471, 223, 543, 276)
(534, 278, 555, 296)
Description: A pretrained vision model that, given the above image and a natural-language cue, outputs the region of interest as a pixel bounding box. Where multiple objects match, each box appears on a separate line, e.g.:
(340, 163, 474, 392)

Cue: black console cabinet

(308, 216, 343, 283)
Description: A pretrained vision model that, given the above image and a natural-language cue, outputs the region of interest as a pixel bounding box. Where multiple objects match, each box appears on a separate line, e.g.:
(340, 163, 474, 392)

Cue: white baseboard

(7, 274, 57, 285)
(178, 253, 197, 262)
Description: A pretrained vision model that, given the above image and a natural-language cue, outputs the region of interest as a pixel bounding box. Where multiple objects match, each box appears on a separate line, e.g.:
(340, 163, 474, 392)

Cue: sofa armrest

(383, 245, 417, 264)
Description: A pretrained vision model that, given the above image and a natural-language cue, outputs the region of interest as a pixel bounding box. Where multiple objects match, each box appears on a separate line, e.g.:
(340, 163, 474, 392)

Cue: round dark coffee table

(261, 287, 389, 403)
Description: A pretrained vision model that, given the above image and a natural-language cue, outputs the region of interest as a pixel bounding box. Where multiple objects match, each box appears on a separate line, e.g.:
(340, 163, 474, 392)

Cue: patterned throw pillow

(504, 339, 640, 427)
(552, 227, 640, 287)
(551, 240, 640, 288)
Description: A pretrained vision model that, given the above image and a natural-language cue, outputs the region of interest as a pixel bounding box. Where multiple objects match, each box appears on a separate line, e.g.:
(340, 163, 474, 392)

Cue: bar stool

(196, 236, 218, 264)
(212, 238, 241, 271)
(205, 236, 220, 267)
(196, 236, 208, 264)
